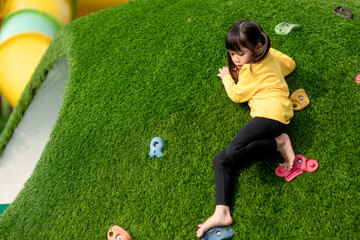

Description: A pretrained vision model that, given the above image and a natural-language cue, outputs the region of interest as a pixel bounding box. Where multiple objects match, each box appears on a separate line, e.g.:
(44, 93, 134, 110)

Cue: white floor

(0, 57, 68, 204)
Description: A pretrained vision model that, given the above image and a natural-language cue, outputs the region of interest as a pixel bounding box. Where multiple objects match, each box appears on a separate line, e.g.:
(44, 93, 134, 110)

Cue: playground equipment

(201, 227, 235, 240)
(107, 225, 133, 240)
(1, 0, 71, 26)
(149, 137, 164, 158)
(0, 0, 129, 108)
(333, 6, 353, 19)
(0, 204, 10, 217)
(0, 0, 70, 107)
(0, 0, 130, 216)
(76, 0, 129, 18)
(275, 22, 300, 35)
(0, 32, 53, 107)
(275, 154, 319, 182)
(355, 74, 360, 84)
(290, 89, 310, 111)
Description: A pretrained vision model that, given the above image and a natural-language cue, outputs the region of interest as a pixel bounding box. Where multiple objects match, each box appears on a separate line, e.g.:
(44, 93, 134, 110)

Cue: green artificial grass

(0, 99, 10, 133)
(1, 0, 360, 239)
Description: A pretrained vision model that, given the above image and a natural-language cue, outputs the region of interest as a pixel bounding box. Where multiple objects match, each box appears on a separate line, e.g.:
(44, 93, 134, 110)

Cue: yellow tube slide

(0, 0, 128, 107)
(3, 0, 72, 26)
(0, 0, 70, 107)
(0, 33, 51, 107)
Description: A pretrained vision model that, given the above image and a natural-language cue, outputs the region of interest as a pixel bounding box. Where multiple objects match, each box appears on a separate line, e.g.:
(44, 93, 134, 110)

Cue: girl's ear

(255, 43, 263, 53)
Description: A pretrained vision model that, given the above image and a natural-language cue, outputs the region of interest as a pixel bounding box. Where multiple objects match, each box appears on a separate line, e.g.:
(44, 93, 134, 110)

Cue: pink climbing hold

(355, 74, 360, 83)
(275, 154, 318, 182)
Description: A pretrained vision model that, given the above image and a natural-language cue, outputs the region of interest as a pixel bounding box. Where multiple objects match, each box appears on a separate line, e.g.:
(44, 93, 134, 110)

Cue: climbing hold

(201, 227, 234, 240)
(355, 74, 360, 83)
(107, 225, 133, 240)
(275, 22, 300, 35)
(149, 137, 164, 158)
(333, 6, 353, 19)
(290, 89, 310, 111)
(275, 154, 319, 182)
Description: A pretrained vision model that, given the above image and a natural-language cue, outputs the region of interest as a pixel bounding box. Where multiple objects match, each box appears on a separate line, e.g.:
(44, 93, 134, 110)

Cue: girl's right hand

(217, 67, 230, 79)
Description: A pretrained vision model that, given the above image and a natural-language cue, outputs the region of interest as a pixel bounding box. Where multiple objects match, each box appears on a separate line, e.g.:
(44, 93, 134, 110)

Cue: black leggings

(213, 117, 287, 206)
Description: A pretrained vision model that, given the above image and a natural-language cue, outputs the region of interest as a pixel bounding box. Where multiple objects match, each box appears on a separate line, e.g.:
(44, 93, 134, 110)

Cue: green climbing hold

(275, 22, 300, 35)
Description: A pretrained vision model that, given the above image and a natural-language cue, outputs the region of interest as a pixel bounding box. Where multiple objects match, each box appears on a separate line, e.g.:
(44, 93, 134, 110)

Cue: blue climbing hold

(149, 137, 164, 158)
(201, 227, 234, 240)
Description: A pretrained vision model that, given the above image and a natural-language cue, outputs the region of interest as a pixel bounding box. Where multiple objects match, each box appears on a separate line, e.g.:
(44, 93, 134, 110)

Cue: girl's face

(228, 47, 253, 69)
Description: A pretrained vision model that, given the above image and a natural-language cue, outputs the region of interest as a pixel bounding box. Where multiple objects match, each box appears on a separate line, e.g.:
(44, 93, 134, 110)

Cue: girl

(197, 19, 296, 238)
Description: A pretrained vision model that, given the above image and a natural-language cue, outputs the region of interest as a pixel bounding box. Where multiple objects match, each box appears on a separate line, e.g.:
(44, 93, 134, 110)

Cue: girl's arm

(270, 48, 296, 77)
(217, 66, 231, 79)
(217, 67, 256, 103)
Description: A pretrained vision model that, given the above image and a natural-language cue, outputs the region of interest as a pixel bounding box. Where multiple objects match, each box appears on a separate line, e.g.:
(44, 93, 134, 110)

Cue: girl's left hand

(217, 67, 230, 79)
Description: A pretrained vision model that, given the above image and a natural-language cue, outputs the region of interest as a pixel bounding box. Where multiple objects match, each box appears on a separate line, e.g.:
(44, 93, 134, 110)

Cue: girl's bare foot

(275, 133, 295, 170)
(196, 205, 233, 238)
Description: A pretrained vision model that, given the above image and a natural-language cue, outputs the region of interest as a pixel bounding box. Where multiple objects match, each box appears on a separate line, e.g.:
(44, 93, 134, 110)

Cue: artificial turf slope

(1, 0, 360, 239)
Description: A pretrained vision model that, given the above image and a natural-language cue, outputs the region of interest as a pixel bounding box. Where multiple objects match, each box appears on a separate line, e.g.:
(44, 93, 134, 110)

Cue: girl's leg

(228, 118, 295, 169)
(225, 117, 287, 163)
(213, 149, 234, 206)
(197, 150, 234, 237)
(197, 117, 291, 237)
(212, 117, 285, 207)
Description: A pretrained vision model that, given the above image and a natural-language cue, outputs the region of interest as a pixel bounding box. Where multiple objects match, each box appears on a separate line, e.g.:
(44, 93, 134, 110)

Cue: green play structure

(0, 0, 360, 239)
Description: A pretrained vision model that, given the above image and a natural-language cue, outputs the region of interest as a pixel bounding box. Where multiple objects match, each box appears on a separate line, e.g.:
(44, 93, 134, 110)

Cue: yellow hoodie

(221, 48, 296, 124)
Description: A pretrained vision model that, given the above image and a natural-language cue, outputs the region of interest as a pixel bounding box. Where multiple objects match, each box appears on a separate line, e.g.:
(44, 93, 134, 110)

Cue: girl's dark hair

(226, 19, 270, 82)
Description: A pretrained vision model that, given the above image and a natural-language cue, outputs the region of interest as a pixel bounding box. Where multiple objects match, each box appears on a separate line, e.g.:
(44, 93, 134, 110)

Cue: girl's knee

(225, 144, 245, 161)
(213, 150, 227, 167)
(213, 154, 223, 168)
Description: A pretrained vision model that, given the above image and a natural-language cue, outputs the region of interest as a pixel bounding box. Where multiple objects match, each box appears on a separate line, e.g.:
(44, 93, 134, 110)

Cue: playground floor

(0, 57, 68, 205)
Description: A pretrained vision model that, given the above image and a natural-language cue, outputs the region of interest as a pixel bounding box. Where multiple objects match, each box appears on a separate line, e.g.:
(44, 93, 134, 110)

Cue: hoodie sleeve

(269, 48, 296, 77)
(221, 67, 258, 103)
